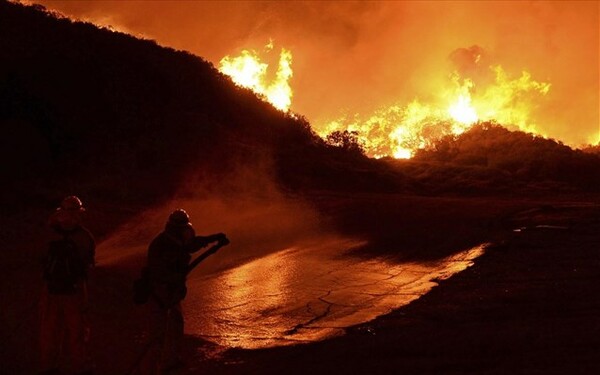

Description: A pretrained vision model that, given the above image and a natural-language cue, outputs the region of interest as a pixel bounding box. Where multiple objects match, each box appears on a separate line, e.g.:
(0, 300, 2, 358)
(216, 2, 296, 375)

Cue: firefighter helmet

(59, 195, 85, 212)
(168, 209, 191, 227)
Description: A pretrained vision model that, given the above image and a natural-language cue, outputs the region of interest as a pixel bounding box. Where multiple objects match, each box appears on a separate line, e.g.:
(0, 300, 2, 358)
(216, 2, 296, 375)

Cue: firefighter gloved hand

(191, 236, 210, 249)
(218, 234, 230, 247)
(206, 233, 228, 245)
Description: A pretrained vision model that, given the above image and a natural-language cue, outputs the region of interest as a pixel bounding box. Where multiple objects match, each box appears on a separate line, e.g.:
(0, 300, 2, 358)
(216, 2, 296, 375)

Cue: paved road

(183, 236, 485, 349)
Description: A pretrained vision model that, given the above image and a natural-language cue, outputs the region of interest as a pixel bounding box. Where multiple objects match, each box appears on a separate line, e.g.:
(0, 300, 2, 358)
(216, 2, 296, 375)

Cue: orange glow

(448, 94, 477, 125)
(218, 41, 552, 159)
(318, 65, 551, 158)
(447, 76, 478, 126)
(219, 41, 293, 112)
(185, 238, 485, 349)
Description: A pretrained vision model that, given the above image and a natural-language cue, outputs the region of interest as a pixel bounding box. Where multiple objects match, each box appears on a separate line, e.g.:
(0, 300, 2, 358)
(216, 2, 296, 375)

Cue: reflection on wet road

(185, 237, 485, 349)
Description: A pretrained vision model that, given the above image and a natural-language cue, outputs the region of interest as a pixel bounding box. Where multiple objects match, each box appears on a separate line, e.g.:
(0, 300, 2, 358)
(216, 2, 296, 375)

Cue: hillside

(1, 1, 407, 226)
(3, 1, 600, 218)
(381, 123, 600, 195)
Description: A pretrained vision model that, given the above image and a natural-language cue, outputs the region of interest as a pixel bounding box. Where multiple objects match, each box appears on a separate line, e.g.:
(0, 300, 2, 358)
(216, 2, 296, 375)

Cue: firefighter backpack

(43, 236, 86, 295)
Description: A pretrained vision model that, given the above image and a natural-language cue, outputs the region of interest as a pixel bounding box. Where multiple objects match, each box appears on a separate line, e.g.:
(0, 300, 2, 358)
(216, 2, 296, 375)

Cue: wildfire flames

(220, 43, 552, 159)
(219, 41, 293, 112)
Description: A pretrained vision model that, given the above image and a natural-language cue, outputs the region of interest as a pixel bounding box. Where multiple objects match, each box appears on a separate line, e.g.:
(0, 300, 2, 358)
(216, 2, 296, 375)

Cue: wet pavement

(184, 236, 485, 349)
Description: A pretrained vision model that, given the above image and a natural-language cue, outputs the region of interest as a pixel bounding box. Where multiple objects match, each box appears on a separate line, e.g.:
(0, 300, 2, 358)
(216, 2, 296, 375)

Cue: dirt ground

(2, 193, 599, 374)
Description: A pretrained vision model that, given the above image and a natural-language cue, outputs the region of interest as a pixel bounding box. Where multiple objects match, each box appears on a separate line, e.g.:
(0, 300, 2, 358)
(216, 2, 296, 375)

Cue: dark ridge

(0, 1, 404, 222)
(409, 122, 600, 194)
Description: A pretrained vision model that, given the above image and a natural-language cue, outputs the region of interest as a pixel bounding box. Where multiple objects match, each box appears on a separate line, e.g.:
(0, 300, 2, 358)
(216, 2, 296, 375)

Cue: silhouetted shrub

(414, 122, 600, 191)
(325, 130, 365, 155)
(582, 144, 600, 155)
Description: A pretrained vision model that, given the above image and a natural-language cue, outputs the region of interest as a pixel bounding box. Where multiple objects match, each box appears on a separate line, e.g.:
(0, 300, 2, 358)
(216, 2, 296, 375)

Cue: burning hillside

(28, 0, 600, 152)
(219, 43, 555, 159)
(318, 61, 551, 159)
(1, 1, 599, 202)
(219, 41, 293, 112)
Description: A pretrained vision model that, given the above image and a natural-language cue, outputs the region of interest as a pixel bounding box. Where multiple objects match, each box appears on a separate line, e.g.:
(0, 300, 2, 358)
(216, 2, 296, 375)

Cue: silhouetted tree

(325, 130, 365, 155)
(582, 144, 600, 155)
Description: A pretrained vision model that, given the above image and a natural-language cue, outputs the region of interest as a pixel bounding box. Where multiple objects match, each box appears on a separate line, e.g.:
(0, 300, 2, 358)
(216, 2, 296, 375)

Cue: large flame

(319, 65, 551, 158)
(219, 43, 552, 159)
(219, 41, 293, 112)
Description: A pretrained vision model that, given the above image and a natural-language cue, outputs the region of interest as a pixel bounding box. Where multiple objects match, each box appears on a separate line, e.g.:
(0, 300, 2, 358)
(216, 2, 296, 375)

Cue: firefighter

(39, 195, 95, 375)
(140, 209, 227, 374)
